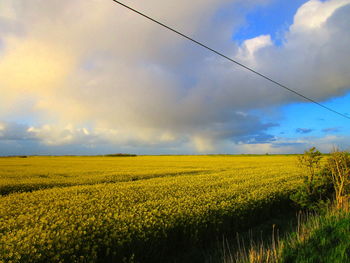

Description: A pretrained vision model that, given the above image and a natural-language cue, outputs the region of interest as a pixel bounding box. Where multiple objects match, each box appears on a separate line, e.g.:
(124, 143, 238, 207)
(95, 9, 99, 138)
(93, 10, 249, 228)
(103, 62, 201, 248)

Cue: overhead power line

(111, 0, 350, 121)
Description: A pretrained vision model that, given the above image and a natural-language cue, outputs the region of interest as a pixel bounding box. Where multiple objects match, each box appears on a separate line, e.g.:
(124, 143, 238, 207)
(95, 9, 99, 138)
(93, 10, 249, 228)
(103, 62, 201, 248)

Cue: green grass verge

(281, 209, 350, 263)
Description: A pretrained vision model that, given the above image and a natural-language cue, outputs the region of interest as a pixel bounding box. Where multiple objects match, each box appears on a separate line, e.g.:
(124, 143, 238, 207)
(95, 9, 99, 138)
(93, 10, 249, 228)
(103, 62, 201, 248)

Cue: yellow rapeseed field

(0, 155, 302, 262)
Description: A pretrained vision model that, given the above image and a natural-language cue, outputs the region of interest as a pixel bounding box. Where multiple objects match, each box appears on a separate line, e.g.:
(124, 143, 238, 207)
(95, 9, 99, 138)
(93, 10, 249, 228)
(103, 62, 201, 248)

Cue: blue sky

(234, 0, 310, 45)
(232, 0, 349, 138)
(0, 0, 349, 155)
(276, 93, 350, 138)
(254, 92, 350, 137)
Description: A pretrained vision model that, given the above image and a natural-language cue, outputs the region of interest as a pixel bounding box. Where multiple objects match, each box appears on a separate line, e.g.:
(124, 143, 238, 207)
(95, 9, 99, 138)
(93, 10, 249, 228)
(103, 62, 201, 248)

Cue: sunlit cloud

(0, 0, 349, 154)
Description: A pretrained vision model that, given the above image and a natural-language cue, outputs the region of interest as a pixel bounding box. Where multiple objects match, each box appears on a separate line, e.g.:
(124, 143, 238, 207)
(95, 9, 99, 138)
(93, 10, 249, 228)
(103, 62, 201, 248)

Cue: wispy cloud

(296, 128, 314, 134)
(322, 127, 341, 133)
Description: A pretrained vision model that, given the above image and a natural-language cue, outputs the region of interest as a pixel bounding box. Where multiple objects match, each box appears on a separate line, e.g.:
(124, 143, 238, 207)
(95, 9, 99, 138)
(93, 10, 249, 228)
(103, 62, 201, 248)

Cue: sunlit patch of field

(0, 156, 213, 195)
(0, 155, 298, 195)
(0, 155, 302, 262)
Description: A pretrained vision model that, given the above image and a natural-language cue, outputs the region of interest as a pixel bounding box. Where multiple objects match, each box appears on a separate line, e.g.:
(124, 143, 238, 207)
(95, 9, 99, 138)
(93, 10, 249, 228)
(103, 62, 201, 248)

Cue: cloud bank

(0, 0, 350, 154)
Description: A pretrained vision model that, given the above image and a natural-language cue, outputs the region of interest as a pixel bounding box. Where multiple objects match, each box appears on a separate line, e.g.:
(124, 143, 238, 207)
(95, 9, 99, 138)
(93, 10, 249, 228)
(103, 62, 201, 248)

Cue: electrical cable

(111, 0, 350, 120)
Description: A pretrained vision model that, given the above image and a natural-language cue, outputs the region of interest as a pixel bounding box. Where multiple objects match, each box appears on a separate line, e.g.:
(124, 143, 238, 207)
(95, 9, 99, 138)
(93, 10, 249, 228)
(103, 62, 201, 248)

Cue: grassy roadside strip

(226, 204, 350, 263)
(281, 205, 350, 263)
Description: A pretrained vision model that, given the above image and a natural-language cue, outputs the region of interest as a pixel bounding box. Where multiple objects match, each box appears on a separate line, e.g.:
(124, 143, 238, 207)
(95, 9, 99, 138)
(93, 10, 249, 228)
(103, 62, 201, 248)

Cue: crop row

(0, 156, 213, 195)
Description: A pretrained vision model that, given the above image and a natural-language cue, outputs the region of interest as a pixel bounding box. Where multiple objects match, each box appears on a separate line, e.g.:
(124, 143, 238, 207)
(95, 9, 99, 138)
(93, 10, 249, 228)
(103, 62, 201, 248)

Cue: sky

(0, 0, 349, 155)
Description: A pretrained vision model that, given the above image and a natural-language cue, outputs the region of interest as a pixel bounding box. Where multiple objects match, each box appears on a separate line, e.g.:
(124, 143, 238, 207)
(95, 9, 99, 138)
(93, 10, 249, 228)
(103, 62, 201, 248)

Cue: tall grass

(224, 202, 350, 263)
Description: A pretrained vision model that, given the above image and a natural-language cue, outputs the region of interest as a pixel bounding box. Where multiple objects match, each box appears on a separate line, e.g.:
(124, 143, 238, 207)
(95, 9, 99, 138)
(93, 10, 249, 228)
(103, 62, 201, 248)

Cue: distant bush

(104, 153, 137, 157)
(0, 155, 28, 158)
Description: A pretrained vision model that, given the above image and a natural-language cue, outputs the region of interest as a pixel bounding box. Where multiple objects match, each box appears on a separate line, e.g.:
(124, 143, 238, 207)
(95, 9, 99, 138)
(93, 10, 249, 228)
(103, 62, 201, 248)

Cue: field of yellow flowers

(0, 155, 302, 262)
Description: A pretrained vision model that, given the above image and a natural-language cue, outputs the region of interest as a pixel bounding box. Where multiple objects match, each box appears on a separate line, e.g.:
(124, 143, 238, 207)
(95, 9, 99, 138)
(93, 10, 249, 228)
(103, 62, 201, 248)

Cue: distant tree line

(103, 153, 137, 157)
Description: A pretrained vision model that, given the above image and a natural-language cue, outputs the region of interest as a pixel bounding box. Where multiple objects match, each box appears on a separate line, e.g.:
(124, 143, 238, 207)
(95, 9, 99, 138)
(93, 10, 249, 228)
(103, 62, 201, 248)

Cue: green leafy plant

(291, 147, 333, 210)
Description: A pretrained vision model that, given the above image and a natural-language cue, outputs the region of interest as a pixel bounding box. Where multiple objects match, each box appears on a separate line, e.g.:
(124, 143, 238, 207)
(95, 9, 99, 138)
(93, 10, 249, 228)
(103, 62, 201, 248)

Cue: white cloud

(292, 0, 350, 31)
(240, 0, 350, 102)
(237, 35, 272, 64)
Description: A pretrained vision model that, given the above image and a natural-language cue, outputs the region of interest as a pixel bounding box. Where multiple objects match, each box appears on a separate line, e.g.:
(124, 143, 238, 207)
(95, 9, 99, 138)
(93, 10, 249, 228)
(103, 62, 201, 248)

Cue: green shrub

(291, 147, 333, 210)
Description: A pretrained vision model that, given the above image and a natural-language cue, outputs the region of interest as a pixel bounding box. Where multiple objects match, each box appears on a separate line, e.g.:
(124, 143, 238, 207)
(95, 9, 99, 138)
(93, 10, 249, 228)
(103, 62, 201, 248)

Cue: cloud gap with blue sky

(0, 0, 349, 155)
